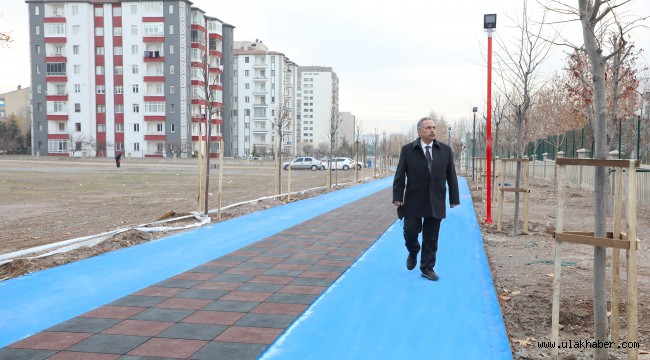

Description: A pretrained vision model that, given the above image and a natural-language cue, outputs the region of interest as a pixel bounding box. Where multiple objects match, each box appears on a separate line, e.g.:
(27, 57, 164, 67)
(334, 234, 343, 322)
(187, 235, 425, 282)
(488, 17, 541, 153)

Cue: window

(133, 104, 140, 113)
(133, 123, 140, 132)
(131, 65, 138, 74)
(113, 7, 122, 16)
(114, 66, 123, 75)
(115, 85, 123, 94)
(169, 65, 174, 74)
(244, 70, 249, 77)
(95, 7, 104, 16)
(168, 25, 174, 35)
(96, 85, 105, 94)
(75, 103, 81, 112)
(234, 70, 238, 77)
(72, 25, 79, 35)
(52, 101, 66, 112)
(97, 105, 106, 113)
(144, 101, 165, 114)
(44, 23, 65, 36)
(74, 84, 81, 93)
(169, 85, 174, 94)
(115, 104, 124, 113)
(35, 25, 40, 35)
(97, 124, 106, 132)
(170, 104, 174, 113)
(254, 108, 266, 117)
(244, 109, 250, 116)
(132, 84, 139, 93)
(143, 1, 162, 15)
(49, 140, 68, 153)
(156, 123, 163, 132)
(73, 45, 79, 54)
(75, 123, 81, 132)
(131, 45, 138, 55)
(35, 45, 40, 54)
(95, 27, 104, 36)
(96, 46, 104, 55)
(115, 123, 124, 132)
(245, 96, 250, 103)
(245, 57, 249, 63)
(34, 5, 39, 16)
(169, 45, 174, 54)
(143, 23, 163, 37)
(115, 142, 123, 151)
(46, 63, 66, 76)
(131, 5, 137, 15)
(169, 5, 174, 14)
(133, 142, 140, 151)
(245, 83, 250, 89)
(38, 104, 43, 112)
(96, 66, 104, 75)
(73, 65, 80, 74)
(113, 27, 122, 36)
(58, 122, 65, 132)
(114, 46, 122, 55)
(131, 25, 138, 36)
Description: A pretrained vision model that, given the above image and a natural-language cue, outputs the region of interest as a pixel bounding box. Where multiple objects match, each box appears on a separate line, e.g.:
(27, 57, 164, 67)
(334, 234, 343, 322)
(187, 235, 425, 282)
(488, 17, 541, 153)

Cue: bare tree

(271, 97, 293, 194)
(494, 0, 555, 236)
(354, 120, 363, 181)
(326, 104, 341, 187)
(546, 0, 647, 357)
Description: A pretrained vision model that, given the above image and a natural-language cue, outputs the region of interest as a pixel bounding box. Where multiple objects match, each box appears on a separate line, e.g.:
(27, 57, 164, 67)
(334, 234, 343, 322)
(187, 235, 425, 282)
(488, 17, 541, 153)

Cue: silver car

(282, 157, 323, 171)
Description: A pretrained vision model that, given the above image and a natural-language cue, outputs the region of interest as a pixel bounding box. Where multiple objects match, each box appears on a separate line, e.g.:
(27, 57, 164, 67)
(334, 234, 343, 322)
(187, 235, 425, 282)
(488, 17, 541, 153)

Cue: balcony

(253, 62, 267, 68)
(253, 76, 267, 82)
(252, 89, 267, 95)
(253, 102, 268, 107)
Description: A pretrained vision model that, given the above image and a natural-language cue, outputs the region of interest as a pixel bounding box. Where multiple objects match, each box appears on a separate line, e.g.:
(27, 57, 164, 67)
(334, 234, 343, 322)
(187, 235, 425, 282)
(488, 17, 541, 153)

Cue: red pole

(485, 30, 493, 224)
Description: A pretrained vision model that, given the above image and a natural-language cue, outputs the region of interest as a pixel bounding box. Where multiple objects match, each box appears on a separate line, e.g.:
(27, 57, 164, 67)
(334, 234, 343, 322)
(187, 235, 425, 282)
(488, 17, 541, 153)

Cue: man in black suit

(393, 117, 460, 281)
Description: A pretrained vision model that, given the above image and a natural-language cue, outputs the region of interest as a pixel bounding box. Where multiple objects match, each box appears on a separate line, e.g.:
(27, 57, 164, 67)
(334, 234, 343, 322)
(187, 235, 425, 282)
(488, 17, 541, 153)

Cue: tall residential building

(27, 0, 233, 158)
(296, 66, 339, 149)
(232, 40, 298, 158)
(338, 111, 356, 145)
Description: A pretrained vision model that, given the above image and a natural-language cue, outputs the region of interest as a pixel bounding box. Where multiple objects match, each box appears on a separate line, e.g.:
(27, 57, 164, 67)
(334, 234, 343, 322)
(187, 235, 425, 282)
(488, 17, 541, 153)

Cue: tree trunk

(580, 1, 609, 357)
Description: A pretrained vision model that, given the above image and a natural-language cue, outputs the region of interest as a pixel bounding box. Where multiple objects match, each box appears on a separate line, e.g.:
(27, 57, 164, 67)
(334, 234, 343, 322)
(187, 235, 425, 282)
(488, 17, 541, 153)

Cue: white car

(325, 157, 363, 171)
(282, 157, 324, 171)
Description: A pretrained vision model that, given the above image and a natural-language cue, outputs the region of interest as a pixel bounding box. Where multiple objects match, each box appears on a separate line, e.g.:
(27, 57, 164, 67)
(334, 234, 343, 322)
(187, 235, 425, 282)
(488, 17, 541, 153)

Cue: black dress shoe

(421, 268, 439, 281)
(406, 253, 417, 270)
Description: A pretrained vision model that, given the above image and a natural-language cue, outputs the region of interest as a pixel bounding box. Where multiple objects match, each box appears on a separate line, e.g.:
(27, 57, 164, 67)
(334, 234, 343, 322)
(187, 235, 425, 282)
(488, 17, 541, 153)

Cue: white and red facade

(28, 0, 232, 158)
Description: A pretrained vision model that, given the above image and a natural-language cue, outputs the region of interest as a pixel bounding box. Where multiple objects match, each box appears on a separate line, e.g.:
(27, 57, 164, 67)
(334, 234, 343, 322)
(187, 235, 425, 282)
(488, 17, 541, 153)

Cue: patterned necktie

(425, 145, 432, 163)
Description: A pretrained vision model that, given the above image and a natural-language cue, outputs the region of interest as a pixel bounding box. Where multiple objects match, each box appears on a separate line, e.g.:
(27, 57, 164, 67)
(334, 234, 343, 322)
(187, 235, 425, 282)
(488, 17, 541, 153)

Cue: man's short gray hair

(417, 117, 433, 132)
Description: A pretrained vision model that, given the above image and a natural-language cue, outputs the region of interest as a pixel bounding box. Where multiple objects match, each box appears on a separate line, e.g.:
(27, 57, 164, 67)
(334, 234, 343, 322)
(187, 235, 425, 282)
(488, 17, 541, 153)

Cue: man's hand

(393, 201, 403, 207)
(450, 203, 459, 208)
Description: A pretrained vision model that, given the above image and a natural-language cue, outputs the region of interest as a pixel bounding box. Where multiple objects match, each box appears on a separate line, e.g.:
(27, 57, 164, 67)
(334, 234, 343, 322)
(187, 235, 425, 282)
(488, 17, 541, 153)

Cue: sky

(0, 0, 648, 134)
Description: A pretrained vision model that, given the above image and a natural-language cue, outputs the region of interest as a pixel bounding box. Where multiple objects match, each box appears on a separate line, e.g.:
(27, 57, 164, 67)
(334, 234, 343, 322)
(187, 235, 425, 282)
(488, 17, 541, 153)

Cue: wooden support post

(551, 164, 566, 356)
(626, 160, 639, 360)
(523, 159, 530, 234)
(611, 165, 623, 344)
(498, 160, 505, 231)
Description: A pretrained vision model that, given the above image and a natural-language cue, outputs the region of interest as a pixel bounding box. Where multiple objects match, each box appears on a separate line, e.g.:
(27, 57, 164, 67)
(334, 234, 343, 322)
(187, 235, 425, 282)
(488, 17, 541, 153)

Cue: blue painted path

(0, 177, 392, 348)
(260, 177, 512, 359)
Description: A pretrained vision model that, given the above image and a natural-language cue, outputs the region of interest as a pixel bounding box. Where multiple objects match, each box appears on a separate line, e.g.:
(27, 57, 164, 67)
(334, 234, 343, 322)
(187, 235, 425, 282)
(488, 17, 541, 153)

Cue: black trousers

(403, 217, 442, 271)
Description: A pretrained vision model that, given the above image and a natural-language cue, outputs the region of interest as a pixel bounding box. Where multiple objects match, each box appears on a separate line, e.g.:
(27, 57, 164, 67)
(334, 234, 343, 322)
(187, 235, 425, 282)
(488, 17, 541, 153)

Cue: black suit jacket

(392, 138, 460, 219)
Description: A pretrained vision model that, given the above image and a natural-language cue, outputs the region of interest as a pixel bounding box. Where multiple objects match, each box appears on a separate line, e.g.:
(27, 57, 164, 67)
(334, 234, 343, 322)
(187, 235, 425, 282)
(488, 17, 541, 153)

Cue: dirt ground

(0, 157, 648, 359)
(471, 176, 650, 359)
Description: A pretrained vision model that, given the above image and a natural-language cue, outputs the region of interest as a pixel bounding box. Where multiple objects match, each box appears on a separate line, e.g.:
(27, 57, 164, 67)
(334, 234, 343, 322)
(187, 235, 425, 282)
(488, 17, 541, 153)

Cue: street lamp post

(484, 13, 496, 224)
(472, 107, 477, 181)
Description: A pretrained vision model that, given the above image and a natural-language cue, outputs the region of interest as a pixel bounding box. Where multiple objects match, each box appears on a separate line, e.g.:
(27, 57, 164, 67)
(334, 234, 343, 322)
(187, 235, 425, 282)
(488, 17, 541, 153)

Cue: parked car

(324, 157, 363, 171)
(282, 157, 323, 171)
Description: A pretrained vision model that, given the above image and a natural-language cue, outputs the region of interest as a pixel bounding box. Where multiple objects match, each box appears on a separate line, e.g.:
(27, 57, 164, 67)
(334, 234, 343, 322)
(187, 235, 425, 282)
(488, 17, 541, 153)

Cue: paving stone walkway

(1, 188, 395, 360)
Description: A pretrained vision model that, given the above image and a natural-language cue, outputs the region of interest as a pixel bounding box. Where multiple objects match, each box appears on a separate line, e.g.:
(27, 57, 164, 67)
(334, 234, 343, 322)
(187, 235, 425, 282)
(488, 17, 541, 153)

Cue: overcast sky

(1, 0, 648, 134)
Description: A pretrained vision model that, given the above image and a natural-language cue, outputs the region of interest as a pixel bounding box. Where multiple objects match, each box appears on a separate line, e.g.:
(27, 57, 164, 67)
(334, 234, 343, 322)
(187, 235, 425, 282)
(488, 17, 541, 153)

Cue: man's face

(418, 119, 436, 142)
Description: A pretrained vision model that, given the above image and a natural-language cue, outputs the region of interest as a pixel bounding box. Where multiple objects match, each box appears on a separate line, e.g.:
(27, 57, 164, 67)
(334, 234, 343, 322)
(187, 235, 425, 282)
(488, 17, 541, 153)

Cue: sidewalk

(0, 177, 511, 359)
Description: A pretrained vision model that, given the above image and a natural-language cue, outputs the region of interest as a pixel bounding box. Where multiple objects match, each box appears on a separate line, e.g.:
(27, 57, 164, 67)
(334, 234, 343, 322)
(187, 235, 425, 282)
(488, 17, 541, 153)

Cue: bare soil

(0, 157, 648, 359)
(471, 176, 650, 359)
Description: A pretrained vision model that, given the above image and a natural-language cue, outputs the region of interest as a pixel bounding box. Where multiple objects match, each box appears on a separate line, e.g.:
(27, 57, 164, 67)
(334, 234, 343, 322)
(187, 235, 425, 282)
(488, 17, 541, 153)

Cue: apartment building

(27, 0, 233, 158)
(338, 111, 356, 145)
(296, 66, 339, 148)
(0, 86, 31, 134)
(232, 40, 298, 158)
